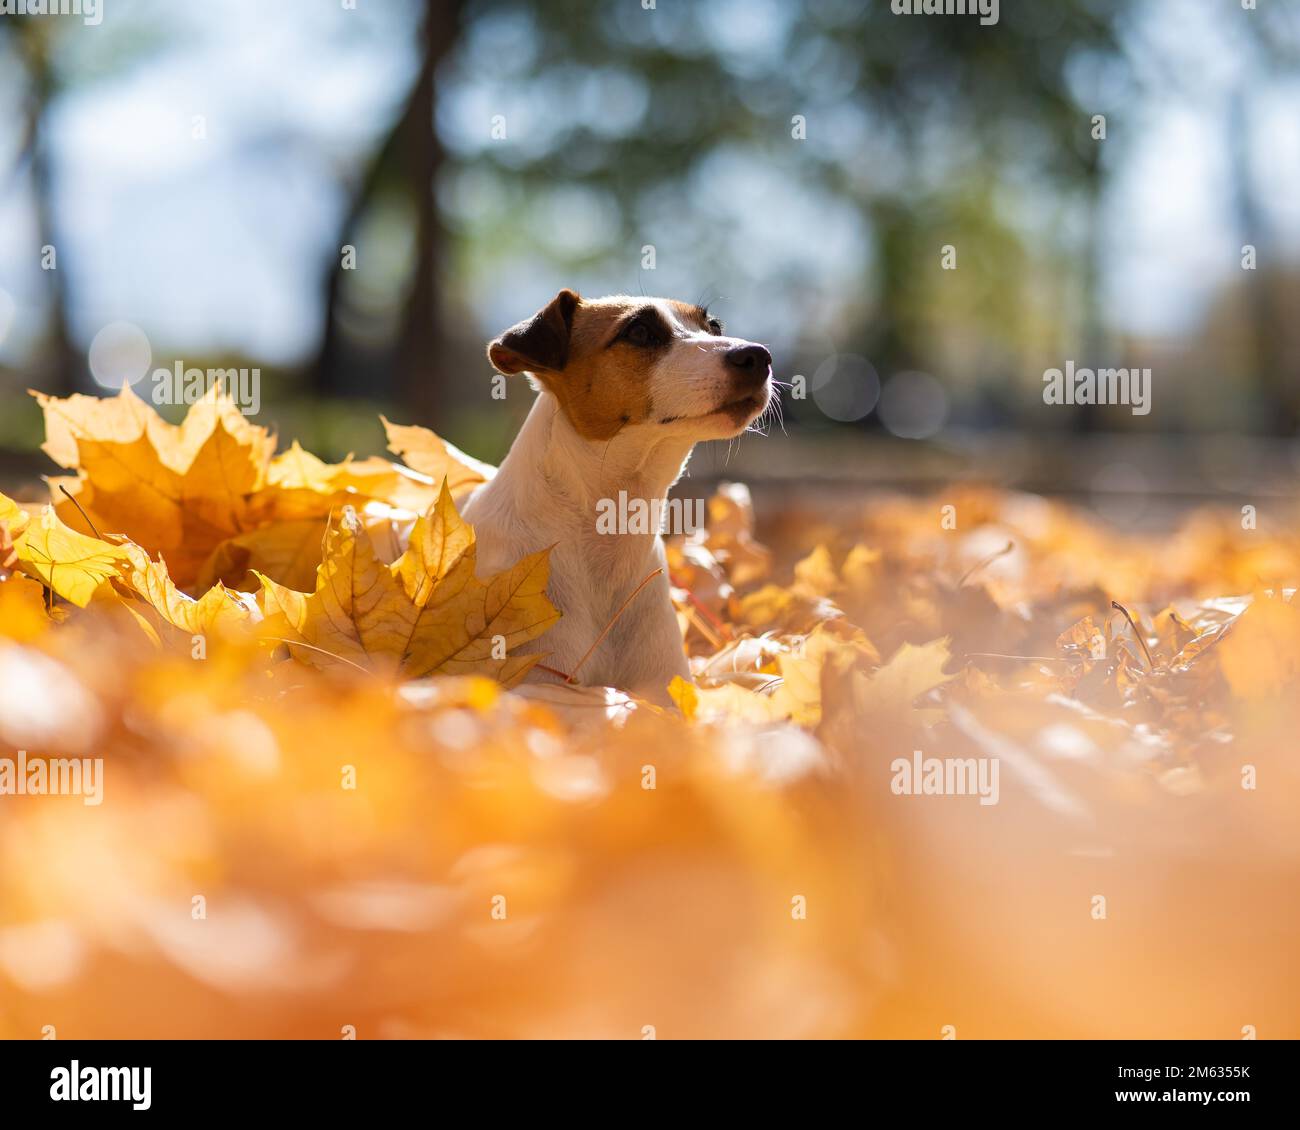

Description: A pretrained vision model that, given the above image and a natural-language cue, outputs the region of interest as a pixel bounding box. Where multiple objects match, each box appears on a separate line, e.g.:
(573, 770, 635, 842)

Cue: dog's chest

(547, 533, 652, 632)
(541, 536, 684, 688)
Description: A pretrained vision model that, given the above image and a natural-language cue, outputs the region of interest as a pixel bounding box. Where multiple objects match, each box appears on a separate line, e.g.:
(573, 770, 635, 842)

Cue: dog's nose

(724, 344, 772, 379)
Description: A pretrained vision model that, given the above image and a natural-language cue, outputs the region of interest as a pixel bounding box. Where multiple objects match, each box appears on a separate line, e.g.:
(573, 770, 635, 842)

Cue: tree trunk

(1228, 89, 1297, 435)
(392, 0, 447, 423)
(19, 30, 79, 396)
(312, 0, 462, 423)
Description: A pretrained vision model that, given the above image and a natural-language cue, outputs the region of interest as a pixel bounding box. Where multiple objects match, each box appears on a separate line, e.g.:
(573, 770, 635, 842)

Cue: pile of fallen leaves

(0, 386, 1297, 1038)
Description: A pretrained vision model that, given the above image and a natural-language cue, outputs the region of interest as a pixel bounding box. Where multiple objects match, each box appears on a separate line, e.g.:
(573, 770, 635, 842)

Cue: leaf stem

(1110, 600, 1155, 670)
(567, 568, 664, 683)
(263, 635, 374, 675)
(958, 540, 1014, 587)
(534, 662, 572, 680)
(58, 484, 103, 540)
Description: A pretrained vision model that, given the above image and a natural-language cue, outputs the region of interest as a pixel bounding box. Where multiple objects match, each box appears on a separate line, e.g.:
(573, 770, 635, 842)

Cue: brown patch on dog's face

(488, 291, 771, 442)
(488, 292, 662, 441)
(548, 297, 668, 440)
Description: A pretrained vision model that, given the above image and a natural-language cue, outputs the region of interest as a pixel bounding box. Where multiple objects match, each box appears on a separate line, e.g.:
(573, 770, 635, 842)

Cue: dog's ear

(487, 289, 580, 375)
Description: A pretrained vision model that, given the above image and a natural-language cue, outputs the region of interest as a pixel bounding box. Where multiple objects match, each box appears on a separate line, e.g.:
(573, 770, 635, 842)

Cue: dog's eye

(621, 319, 657, 347)
(707, 318, 724, 335)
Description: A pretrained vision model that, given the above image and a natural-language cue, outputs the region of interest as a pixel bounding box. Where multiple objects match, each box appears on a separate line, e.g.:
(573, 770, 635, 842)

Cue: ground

(0, 386, 1297, 1038)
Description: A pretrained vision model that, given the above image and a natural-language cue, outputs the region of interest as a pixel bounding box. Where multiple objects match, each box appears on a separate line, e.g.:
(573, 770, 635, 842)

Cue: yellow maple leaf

(195, 518, 328, 593)
(0, 492, 132, 607)
(1218, 592, 1300, 699)
(33, 381, 171, 468)
(852, 638, 955, 736)
(35, 384, 274, 586)
(671, 676, 783, 723)
(0, 574, 55, 641)
(197, 500, 424, 593)
(734, 582, 839, 634)
(840, 544, 881, 594)
(673, 627, 875, 726)
(382, 416, 492, 500)
(267, 440, 437, 515)
(668, 675, 699, 719)
(0, 515, 18, 579)
(793, 544, 839, 597)
(1056, 614, 1107, 662)
(698, 482, 771, 588)
(35, 380, 276, 474)
(0, 494, 33, 543)
(114, 542, 258, 637)
(32, 387, 480, 594)
(773, 626, 877, 727)
(256, 484, 559, 684)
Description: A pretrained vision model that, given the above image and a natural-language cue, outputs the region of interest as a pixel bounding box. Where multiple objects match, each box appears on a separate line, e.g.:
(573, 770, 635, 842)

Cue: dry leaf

(6, 385, 1300, 1041)
(36, 385, 272, 585)
(257, 484, 559, 684)
(115, 542, 259, 637)
(1218, 592, 1300, 698)
(382, 415, 493, 499)
(852, 637, 955, 735)
(0, 492, 132, 607)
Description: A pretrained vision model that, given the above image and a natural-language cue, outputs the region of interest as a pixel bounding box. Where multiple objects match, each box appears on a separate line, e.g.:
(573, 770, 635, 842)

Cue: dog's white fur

(462, 294, 771, 703)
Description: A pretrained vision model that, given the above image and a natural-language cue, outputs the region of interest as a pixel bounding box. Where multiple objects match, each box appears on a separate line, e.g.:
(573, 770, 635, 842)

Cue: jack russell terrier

(461, 289, 772, 704)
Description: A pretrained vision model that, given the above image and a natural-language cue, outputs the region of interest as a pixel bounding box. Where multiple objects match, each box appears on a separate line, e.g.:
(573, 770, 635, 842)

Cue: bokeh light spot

(88, 321, 153, 390)
(811, 353, 879, 423)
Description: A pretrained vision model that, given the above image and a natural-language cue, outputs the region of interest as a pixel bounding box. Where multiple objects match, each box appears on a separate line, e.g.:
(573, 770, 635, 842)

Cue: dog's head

(486, 290, 772, 442)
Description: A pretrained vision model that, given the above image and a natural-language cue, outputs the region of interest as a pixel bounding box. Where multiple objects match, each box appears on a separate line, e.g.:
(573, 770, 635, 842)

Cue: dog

(461, 289, 772, 704)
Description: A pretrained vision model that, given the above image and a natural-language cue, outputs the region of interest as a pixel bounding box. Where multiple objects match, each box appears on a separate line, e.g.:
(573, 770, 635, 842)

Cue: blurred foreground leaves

(0, 389, 1297, 1037)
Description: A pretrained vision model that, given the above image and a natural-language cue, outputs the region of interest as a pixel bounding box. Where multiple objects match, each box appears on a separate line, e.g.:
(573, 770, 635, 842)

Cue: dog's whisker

(769, 393, 787, 436)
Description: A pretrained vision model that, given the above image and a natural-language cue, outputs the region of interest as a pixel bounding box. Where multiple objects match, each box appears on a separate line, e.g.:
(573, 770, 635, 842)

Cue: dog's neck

(491, 390, 694, 552)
